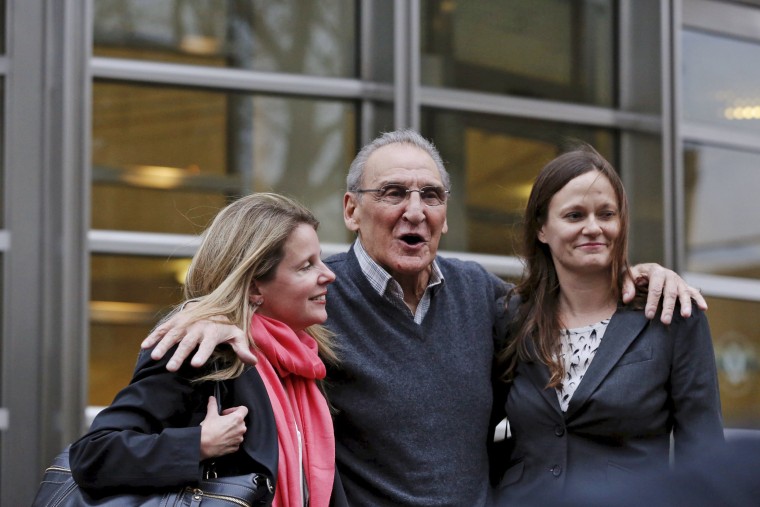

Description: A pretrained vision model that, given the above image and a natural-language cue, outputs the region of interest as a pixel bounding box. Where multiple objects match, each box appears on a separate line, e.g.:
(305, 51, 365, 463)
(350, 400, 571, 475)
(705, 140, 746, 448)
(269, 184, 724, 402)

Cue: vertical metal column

(661, 0, 683, 269)
(1, 0, 91, 504)
(394, 0, 420, 130)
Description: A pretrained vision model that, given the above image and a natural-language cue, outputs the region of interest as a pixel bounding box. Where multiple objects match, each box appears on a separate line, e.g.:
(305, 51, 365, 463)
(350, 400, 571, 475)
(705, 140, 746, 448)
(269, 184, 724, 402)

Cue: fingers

(644, 268, 666, 321)
(189, 330, 219, 368)
(678, 285, 693, 319)
(621, 272, 636, 304)
(204, 395, 220, 419)
(230, 334, 258, 366)
(165, 332, 202, 371)
(691, 286, 708, 311)
(199, 400, 248, 459)
(657, 285, 678, 325)
(141, 325, 166, 350)
(222, 405, 249, 418)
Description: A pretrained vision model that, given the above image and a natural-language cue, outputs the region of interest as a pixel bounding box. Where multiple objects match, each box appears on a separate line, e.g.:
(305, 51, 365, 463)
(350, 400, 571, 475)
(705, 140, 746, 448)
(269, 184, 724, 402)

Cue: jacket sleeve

(69, 347, 208, 491)
(670, 307, 725, 463)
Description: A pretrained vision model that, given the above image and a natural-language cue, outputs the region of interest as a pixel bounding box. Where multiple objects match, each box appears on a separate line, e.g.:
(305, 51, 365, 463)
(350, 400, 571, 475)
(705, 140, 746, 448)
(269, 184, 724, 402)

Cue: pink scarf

(251, 313, 335, 507)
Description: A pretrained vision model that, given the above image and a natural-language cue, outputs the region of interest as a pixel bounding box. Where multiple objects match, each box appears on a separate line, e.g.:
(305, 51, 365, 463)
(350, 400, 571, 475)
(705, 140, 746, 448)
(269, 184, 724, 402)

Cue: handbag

(31, 382, 275, 507)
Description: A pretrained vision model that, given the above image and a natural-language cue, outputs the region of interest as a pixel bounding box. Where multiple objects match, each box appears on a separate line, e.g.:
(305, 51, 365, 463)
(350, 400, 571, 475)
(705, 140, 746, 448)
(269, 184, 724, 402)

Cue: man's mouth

(400, 233, 424, 245)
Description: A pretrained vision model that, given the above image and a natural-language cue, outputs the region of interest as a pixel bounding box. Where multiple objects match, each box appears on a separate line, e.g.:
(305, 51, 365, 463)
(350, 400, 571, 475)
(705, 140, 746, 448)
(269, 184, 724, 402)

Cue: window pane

(92, 81, 356, 242)
(683, 29, 760, 134)
(89, 254, 188, 406)
(708, 296, 760, 428)
(422, 109, 616, 256)
(421, 0, 615, 106)
(93, 0, 357, 78)
(684, 144, 760, 279)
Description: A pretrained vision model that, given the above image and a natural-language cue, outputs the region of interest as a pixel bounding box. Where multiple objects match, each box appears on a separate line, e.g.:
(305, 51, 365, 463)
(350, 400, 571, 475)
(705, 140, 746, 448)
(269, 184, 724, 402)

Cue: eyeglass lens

(380, 184, 447, 205)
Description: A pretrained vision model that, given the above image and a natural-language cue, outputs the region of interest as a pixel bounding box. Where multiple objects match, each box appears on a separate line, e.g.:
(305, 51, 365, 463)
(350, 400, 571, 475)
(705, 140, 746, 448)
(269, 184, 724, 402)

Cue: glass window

(93, 0, 357, 78)
(422, 109, 616, 257)
(89, 254, 189, 406)
(683, 144, 760, 279)
(707, 296, 760, 429)
(421, 0, 615, 106)
(683, 29, 760, 134)
(92, 81, 356, 242)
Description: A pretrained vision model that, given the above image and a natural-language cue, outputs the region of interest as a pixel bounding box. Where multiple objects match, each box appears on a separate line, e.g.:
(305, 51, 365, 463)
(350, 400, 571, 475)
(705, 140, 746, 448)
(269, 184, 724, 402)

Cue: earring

(251, 297, 264, 308)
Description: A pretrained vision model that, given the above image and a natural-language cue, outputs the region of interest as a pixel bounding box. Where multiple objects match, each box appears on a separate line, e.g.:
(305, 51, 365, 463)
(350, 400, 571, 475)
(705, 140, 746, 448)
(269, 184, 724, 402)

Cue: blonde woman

(70, 193, 347, 507)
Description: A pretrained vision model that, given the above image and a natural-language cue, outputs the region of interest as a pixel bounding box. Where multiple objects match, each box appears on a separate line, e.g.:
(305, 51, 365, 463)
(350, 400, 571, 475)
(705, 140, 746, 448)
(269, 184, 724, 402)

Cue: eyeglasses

(354, 184, 450, 206)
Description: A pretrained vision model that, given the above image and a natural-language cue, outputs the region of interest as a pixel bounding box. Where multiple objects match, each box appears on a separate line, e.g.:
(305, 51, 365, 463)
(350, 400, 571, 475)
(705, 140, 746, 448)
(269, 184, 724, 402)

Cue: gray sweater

(324, 247, 509, 506)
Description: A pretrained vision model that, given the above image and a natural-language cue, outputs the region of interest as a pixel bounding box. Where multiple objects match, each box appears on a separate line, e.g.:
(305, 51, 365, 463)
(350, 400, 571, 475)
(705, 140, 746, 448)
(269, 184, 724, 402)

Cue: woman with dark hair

(493, 145, 723, 504)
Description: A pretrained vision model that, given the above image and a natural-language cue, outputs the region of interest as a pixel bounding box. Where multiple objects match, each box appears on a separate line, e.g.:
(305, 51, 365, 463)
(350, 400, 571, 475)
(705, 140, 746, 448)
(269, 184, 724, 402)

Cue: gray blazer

(493, 305, 723, 505)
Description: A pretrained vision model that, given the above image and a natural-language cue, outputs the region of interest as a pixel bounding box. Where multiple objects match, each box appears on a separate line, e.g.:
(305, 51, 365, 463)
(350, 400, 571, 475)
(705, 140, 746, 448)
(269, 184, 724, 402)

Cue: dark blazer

(69, 347, 348, 506)
(70, 348, 279, 491)
(493, 304, 723, 505)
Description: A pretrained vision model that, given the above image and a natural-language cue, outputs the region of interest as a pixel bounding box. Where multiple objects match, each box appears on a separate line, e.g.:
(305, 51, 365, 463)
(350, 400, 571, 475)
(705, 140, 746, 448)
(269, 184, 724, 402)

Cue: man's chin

(390, 254, 435, 275)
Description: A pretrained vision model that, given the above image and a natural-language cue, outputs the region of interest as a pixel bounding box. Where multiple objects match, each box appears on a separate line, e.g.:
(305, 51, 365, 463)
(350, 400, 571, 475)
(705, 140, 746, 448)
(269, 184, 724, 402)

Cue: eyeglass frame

(352, 184, 451, 206)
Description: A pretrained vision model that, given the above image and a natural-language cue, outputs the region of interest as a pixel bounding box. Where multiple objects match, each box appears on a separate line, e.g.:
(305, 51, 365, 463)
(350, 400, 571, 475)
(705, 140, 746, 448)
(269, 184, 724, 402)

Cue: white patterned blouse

(556, 319, 611, 412)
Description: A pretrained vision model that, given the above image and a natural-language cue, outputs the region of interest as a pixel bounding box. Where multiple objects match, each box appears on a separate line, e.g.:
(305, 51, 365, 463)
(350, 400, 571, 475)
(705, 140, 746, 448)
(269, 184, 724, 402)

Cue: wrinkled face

(538, 170, 620, 278)
(344, 143, 449, 282)
(253, 224, 336, 331)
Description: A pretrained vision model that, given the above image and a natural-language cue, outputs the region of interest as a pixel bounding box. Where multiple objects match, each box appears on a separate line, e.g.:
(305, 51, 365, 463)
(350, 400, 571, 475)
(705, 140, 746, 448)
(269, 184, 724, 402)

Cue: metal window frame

(679, 0, 760, 302)
(2, 0, 91, 505)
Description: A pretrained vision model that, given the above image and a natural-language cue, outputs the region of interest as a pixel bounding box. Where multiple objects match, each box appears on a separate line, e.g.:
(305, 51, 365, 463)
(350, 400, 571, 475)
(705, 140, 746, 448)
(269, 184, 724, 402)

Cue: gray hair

(346, 128, 451, 192)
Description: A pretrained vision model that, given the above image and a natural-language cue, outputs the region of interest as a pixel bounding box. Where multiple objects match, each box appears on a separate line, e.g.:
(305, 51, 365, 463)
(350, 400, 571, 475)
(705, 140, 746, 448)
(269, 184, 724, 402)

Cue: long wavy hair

(498, 144, 637, 386)
(162, 192, 337, 381)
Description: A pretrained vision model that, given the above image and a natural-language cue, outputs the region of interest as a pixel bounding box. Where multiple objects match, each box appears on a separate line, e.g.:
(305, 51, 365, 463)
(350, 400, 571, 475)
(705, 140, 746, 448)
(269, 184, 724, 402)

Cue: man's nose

(402, 192, 426, 222)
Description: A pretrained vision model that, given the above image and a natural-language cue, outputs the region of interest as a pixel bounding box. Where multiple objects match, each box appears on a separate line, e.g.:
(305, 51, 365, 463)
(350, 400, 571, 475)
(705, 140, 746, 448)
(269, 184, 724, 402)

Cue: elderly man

(143, 129, 704, 506)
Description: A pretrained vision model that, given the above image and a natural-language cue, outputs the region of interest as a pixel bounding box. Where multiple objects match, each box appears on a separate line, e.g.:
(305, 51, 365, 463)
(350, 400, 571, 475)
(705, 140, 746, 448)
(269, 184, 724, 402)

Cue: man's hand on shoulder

(141, 310, 255, 371)
(623, 263, 707, 325)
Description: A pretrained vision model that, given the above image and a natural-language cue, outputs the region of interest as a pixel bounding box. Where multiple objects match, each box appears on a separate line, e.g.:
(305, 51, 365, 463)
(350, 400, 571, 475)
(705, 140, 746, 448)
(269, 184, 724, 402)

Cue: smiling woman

(69, 193, 346, 507)
(492, 145, 723, 505)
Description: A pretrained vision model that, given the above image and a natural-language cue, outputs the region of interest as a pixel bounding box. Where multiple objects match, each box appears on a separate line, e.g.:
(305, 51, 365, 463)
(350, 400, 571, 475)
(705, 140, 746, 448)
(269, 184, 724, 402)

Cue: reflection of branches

(94, 0, 136, 42)
(223, 0, 351, 213)
(172, 0, 219, 43)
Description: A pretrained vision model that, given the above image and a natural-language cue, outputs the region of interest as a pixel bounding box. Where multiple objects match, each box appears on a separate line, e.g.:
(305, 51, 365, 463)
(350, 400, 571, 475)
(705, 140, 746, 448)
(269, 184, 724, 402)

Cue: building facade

(2, 0, 760, 504)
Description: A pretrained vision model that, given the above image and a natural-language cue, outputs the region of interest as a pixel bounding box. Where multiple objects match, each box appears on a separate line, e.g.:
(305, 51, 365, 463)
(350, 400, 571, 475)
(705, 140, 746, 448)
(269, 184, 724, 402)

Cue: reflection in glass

(422, 109, 616, 257)
(92, 81, 356, 241)
(93, 0, 356, 78)
(421, 0, 614, 106)
(683, 30, 760, 134)
(684, 144, 760, 279)
(89, 254, 190, 406)
(706, 296, 760, 429)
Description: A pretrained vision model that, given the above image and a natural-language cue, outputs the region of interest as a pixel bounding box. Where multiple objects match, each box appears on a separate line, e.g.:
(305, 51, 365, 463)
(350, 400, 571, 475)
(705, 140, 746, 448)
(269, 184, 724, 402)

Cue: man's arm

(144, 263, 706, 370)
(623, 263, 707, 325)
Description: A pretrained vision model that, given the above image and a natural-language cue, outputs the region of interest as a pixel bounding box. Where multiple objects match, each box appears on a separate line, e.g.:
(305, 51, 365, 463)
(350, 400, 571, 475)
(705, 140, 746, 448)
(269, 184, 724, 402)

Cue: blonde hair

(168, 192, 337, 381)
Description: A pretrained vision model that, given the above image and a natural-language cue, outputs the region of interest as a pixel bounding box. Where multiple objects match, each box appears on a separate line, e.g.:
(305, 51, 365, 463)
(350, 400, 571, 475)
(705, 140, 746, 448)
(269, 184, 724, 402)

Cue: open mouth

(400, 234, 424, 246)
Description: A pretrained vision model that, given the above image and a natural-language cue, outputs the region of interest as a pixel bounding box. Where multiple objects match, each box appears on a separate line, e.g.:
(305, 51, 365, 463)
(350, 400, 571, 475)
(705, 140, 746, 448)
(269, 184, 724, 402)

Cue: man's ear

(344, 192, 360, 232)
(442, 216, 448, 235)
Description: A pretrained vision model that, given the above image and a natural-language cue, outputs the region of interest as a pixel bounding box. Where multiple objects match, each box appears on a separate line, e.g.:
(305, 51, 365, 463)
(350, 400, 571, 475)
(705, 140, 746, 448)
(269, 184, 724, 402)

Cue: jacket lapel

(520, 343, 563, 416)
(564, 308, 647, 419)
